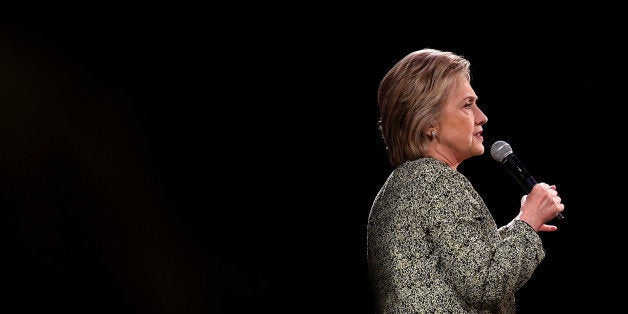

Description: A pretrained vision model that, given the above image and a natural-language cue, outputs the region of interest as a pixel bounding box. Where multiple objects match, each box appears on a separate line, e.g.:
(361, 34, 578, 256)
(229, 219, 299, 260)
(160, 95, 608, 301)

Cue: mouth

(474, 131, 483, 142)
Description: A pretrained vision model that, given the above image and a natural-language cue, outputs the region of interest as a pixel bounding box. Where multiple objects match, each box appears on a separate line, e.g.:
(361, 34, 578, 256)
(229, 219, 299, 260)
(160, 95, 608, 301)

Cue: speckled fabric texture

(367, 158, 545, 313)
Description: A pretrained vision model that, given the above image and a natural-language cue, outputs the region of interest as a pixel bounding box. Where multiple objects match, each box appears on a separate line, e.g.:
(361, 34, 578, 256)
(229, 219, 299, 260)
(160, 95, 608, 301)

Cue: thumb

(538, 224, 558, 232)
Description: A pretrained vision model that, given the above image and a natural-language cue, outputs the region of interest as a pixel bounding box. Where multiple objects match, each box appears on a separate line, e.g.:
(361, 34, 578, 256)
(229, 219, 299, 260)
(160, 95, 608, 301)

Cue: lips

(474, 131, 483, 141)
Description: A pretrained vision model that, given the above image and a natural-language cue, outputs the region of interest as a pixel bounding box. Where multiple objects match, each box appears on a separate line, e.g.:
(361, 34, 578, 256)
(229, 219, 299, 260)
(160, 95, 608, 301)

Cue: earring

(430, 130, 437, 138)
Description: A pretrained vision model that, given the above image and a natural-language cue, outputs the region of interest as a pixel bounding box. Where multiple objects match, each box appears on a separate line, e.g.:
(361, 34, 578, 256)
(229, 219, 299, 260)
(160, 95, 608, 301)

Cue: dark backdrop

(1, 8, 624, 313)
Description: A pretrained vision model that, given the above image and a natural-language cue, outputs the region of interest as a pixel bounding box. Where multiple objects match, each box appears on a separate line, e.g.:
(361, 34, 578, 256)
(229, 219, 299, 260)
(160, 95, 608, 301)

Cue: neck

(426, 143, 459, 170)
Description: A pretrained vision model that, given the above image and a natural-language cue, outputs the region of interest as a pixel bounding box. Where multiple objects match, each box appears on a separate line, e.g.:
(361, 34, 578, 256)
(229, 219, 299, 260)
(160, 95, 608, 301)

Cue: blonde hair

(377, 48, 471, 167)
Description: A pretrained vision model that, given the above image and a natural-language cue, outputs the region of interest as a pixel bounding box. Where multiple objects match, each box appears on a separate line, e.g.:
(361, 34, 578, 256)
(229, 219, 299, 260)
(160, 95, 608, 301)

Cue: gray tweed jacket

(367, 158, 545, 313)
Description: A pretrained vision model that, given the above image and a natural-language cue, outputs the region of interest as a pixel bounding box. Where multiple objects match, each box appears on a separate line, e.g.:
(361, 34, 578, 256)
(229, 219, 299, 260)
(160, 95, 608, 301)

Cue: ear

(428, 129, 437, 139)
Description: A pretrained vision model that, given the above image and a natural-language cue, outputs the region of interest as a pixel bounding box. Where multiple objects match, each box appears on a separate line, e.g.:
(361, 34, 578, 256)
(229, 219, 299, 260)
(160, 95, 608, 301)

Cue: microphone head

(490, 140, 513, 163)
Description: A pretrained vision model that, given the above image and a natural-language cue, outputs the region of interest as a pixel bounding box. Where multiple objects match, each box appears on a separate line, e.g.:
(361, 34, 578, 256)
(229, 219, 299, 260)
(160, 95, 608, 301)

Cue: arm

(424, 174, 545, 308)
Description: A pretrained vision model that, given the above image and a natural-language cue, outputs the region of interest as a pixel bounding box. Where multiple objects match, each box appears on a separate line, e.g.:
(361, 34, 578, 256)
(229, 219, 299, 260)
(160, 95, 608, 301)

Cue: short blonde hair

(377, 48, 471, 167)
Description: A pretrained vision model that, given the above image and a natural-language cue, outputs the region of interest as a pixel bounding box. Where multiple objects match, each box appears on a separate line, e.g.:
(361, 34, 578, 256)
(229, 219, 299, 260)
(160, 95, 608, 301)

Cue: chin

(473, 145, 485, 156)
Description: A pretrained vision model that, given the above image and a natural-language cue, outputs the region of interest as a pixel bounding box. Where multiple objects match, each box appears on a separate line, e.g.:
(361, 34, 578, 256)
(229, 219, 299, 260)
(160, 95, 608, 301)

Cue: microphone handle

(503, 155, 565, 220)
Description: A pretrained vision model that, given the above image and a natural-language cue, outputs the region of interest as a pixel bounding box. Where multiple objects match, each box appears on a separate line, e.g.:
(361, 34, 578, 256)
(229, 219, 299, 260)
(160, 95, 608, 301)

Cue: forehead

(449, 77, 477, 102)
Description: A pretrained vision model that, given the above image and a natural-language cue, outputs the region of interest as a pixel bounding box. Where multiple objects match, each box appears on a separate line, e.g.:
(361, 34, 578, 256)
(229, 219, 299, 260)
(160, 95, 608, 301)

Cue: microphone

(490, 140, 564, 220)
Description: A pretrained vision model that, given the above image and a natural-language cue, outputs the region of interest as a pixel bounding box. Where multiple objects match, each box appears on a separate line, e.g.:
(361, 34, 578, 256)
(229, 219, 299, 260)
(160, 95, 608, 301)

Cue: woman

(367, 48, 565, 313)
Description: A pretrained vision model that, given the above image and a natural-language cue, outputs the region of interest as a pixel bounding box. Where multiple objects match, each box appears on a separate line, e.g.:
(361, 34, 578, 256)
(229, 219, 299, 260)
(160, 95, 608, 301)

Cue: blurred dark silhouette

(0, 15, 225, 313)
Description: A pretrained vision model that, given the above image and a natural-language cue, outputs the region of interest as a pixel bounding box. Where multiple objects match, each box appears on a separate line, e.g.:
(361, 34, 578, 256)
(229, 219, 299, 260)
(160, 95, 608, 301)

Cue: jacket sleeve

(422, 173, 545, 309)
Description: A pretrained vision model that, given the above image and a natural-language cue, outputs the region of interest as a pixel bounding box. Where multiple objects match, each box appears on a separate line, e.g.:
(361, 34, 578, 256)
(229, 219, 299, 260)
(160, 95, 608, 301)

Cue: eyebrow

(462, 95, 478, 102)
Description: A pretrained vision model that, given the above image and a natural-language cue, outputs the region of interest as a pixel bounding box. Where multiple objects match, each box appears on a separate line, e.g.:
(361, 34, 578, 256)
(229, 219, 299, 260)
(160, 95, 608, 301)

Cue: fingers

(538, 182, 556, 193)
(539, 182, 557, 191)
(539, 183, 562, 202)
(543, 183, 565, 218)
(534, 182, 566, 219)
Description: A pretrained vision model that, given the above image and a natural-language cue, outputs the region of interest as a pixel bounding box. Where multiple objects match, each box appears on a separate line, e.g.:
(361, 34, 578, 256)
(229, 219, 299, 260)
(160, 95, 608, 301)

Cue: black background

(1, 7, 624, 313)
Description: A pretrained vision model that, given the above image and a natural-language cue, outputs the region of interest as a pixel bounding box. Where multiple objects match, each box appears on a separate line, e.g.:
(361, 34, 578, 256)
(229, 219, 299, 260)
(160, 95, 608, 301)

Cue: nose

(476, 106, 488, 125)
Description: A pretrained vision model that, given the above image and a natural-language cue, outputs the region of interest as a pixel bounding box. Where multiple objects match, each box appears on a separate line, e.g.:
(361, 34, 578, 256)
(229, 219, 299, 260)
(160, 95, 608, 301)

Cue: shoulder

(375, 158, 469, 207)
(394, 158, 465, 186)
(392, 158, 478, 208)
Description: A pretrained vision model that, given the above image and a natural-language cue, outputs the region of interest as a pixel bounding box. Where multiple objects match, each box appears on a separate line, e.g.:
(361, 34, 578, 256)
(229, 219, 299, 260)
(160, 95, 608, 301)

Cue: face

(434, 76, 488, 165)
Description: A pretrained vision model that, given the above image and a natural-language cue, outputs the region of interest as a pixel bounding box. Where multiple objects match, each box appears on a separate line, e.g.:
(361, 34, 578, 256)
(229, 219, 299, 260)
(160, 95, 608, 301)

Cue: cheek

(450, 116, 474, 133)
(452, 118, 476, 142)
